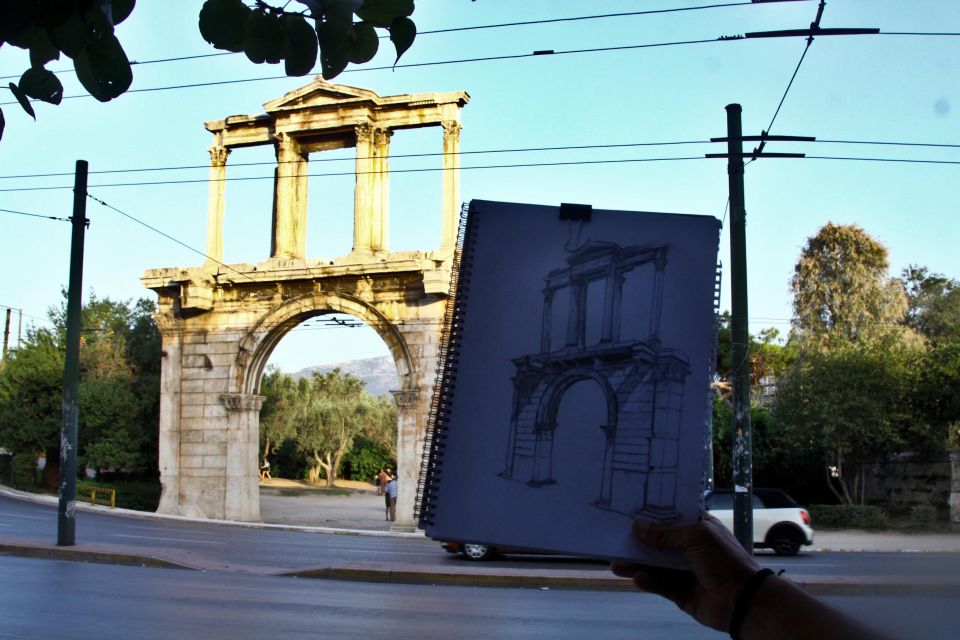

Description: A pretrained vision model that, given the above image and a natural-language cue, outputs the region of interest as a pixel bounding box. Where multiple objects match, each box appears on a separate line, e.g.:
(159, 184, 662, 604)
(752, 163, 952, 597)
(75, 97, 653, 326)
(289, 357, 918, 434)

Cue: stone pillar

(440, 120, 462, 254)
(221, 393, 265, 521)
(371, 128, 392, 253)
(156, 317, 184, 515)
(272, 132, 308, 259)
(391, 387, 420, 531)
(353, 123, 375, 255)
(205, 144, 230, 265)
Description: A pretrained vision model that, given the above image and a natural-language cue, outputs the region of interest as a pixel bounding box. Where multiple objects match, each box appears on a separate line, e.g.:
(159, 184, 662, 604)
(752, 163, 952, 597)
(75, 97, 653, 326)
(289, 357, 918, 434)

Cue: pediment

(264, 77, 382, 113)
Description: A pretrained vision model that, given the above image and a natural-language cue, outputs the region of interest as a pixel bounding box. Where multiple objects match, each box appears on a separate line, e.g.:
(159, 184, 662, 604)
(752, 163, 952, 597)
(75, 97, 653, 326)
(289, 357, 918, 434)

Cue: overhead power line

(0, 1, 774, 81)
(0, 207, 71, 222)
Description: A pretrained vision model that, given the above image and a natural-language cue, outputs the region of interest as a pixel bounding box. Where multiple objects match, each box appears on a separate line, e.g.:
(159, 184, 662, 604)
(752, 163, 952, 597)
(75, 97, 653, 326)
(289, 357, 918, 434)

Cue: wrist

(728, 568, 775, 640)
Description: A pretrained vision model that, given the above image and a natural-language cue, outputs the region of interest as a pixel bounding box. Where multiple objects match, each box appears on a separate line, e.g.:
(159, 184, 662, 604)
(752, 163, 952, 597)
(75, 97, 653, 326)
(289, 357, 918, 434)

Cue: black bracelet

(729, 568, 775, 640)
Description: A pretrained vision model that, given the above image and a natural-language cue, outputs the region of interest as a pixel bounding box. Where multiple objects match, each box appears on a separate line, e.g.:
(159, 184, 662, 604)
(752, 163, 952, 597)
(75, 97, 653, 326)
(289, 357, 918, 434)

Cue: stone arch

(234, 291, 415, 396)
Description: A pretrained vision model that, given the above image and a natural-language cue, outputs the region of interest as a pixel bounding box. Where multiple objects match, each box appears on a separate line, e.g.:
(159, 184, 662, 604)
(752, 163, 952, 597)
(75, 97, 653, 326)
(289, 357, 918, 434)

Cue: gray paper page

(427, 199, 721, 568)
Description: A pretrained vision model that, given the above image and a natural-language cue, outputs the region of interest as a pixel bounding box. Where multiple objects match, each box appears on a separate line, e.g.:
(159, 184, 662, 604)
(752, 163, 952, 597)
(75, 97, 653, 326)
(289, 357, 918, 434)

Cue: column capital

(373, 127, 394, 146)
(355, 123, 374, 144)
(391, 388, 418, 408)
(208, 145, 230, 167)
(441, 120, 462, 140)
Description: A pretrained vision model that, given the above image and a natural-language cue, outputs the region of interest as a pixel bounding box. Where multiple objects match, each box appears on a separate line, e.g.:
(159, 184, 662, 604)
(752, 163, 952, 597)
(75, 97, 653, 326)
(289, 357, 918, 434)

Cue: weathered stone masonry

(143, 79, 469, 528)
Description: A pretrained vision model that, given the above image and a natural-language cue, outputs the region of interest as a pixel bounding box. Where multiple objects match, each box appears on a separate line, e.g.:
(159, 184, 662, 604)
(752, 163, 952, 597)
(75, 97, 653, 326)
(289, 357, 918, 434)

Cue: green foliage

(0, 294, 160, 480)
(341, 436, 395, 482)
(258, 368, 396, 486)
(790, 223, 915, 348)
(82, 477, 161, 511)
(810, 504, 887, 530)
(909, 504, 938, 527)
(902, 265, 960, 344)
(200, 0, 416, 80)
(0, 328, 64, 454)
(11, 452, 37, 490)
(0, 0, 134, 140)
(2, 0, 416, 141)
(774, 340, 926, 504)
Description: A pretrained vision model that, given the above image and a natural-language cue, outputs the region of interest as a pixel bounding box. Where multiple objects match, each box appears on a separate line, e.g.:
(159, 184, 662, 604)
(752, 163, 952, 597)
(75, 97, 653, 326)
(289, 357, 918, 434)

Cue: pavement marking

(111, 534, 224, 545)
(0, 513, 46, 520)
(119, 524, 217, 534)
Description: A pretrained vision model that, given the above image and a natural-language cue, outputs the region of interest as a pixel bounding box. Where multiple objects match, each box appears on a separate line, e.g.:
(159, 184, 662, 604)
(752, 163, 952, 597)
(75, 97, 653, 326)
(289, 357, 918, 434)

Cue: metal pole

(58, 160, 88, 546)
(2, 308, 10, 365)
(725, 105, 754, 553)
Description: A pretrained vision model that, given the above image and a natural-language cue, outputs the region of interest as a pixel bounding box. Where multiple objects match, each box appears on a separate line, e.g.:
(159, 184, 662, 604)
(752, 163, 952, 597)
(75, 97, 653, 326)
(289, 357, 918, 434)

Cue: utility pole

(707, 108, 811, 552)
(58, 160, 88, 547)
(725, 104, 754, 552)
(2, 308, 10, 365)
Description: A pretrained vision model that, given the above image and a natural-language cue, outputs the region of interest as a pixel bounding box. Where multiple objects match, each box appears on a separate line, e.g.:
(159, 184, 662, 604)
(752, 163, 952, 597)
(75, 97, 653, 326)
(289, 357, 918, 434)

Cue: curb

(4, 542, 960, 596)
(0, 484, 424, 540)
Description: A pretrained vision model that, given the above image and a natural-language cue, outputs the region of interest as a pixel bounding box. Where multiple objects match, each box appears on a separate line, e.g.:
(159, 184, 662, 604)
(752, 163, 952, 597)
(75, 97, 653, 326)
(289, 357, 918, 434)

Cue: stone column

(205, 144, 230, 265)
(272, 133, 308, 260)
(440, 120, 462, 254)
(391, 387, 420, 531)
(155, 316, 184, 515)
(353, 123, 375, 255)
(221, 393, 265, 521)
(371, 127, 392, 253)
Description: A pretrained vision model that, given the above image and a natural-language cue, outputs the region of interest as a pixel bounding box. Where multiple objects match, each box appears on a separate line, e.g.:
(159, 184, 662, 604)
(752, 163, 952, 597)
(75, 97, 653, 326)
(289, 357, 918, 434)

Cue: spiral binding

(701, 257, 724, 506)
(415, 202, 477, 527)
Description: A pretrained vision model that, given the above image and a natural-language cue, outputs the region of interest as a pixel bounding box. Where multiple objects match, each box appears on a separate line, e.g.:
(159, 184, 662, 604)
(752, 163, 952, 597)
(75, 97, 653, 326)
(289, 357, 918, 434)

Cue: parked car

(442, 488, 814, 560)
(706, 488, 814, 556)
(441, 540, 551, 561)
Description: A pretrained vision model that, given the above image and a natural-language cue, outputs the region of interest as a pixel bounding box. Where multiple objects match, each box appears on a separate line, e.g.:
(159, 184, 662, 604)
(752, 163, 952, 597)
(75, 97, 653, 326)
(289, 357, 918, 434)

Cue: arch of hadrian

(141, 78, 468, 530)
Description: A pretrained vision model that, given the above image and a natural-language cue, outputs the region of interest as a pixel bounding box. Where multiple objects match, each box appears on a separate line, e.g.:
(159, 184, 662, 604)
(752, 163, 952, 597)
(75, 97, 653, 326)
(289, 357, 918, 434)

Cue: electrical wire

(0, 140, 713, 180)
(0, 1, 770, 81)
(0, 207, 71, 222)
(0, 156, 711, 192)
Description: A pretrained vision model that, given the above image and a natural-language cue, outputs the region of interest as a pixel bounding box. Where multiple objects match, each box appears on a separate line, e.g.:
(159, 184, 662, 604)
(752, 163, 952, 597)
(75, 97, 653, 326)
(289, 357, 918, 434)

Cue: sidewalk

(3, 482, 960, 595)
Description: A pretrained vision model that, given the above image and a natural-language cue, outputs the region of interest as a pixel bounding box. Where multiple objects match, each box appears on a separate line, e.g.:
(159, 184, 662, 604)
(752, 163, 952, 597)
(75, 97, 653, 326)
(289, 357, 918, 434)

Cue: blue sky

(1, 1, 957, 372)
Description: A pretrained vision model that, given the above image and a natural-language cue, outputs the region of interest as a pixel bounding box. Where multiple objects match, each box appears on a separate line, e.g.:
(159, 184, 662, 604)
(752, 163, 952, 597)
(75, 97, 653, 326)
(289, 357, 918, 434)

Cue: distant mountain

(292, 355, 398, 397)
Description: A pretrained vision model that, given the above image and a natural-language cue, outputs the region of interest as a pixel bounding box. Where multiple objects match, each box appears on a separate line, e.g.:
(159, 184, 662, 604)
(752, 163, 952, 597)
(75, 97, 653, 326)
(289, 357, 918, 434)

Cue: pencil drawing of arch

(500, 242, 691, 521)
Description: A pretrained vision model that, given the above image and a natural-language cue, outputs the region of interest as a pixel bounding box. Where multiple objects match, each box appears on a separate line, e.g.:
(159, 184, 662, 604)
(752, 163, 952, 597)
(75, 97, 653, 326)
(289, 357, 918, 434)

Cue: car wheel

(769, 528, 802, 556)
(462, 543, 492, 561)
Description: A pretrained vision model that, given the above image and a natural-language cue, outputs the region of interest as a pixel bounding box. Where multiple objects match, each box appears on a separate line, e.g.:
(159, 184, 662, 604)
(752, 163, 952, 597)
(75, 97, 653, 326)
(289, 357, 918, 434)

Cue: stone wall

(865, 452, 952, 509)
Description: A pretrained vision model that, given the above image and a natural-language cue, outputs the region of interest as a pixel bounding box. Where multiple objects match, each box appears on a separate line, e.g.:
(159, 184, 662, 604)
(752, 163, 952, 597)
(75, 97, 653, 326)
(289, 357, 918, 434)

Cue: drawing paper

(419, 199, 721, 568)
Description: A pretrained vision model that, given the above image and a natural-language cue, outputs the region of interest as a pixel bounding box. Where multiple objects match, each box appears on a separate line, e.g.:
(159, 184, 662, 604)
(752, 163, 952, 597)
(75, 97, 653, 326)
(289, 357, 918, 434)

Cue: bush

(82, 478, 162, 511)
(909, 504, 938, 527)
(810, 504, 888, 529)
(341, 437, 394, 483)
(12, 452, 37, 490)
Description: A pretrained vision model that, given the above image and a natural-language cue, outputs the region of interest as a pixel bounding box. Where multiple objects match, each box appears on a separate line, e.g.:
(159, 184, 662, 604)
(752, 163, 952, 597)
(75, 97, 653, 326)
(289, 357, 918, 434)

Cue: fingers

(610, 561, 694, 604)
(631, 518, 699, 550)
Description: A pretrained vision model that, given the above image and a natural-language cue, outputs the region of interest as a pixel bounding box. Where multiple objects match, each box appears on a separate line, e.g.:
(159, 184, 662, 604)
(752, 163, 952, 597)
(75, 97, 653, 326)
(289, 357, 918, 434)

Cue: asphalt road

(2, 555, 958, 640)
(3, 494, 960, 581)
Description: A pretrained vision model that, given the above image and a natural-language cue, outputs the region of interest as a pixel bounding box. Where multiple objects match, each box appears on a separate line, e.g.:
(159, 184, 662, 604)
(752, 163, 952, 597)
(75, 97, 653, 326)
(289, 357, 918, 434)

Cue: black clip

(559, 203, 592, 222)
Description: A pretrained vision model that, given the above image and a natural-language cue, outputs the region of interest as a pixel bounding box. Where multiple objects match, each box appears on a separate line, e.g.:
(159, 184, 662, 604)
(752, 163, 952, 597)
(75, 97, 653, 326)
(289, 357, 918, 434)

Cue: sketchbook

(416, 199, 722, 568)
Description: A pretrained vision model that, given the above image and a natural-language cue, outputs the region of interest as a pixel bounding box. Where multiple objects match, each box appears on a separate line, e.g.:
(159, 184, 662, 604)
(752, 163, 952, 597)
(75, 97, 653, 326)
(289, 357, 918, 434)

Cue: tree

(789, 223, 915, 348)
(901, 265, 960, 344)
(258, 366, 299, 466)
(296, 369, 380, 486)
(773, 340, 923, 505)
(0, 293, 160, 483)
(1, 0, 417, 141)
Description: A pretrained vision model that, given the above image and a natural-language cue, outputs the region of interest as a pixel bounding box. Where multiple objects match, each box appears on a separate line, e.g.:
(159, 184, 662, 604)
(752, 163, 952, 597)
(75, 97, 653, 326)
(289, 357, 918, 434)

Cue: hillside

(292, 355, 398, 397)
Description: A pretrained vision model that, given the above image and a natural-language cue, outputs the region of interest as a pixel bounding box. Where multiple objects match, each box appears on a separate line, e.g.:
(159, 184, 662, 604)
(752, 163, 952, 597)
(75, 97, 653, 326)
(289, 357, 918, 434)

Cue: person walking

(376, 468, 389, 496)
(385, 475, 398, 522)
(382, 468, 393, 519)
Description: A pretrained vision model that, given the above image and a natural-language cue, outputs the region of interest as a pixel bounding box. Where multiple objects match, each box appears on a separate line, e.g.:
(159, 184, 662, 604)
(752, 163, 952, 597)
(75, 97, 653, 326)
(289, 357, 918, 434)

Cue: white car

(706, 488, 814, 556)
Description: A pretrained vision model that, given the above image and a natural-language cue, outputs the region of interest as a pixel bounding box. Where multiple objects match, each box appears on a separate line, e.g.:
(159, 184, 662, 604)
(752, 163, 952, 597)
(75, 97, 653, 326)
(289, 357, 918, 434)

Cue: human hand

(610, 514, 760, 632)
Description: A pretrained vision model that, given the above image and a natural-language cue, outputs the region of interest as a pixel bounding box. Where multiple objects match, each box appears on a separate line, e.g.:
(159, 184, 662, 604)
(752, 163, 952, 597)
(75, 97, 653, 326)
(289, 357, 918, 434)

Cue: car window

(754, 489, 799, 508)
(705, 492, 733, 510)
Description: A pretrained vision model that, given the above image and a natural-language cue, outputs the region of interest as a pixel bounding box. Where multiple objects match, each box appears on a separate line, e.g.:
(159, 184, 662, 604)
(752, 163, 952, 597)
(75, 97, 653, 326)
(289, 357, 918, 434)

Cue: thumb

(632, 519, 698, 551)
